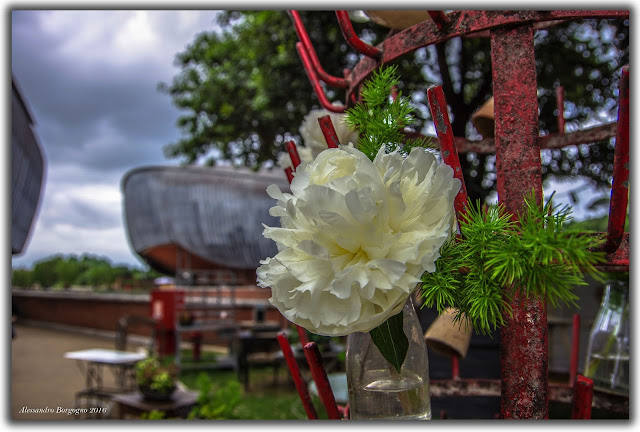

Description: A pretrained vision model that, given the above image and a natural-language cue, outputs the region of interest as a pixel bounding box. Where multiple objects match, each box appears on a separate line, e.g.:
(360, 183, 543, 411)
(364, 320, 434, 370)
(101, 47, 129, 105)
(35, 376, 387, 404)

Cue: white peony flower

(299, 108, 359, 158)
(257, 145, 461, 336)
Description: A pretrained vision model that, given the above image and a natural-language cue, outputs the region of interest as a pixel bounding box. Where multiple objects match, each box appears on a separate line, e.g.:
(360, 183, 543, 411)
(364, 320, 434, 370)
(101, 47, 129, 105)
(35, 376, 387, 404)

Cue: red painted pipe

(335, 10, 383, 59)
(571, 375, 594, 419)
(451, 355, 460, 380)
(295, 42, 346, 113)
(296, 325, 309, 346)
(556, 86, 565, 133)
(569, 314, 580, 387)
(284, 166, 294, 183)
(317, 115, 340, 148)
(285, 140, 301, 170)
(277, 332, 318, 419)
(427, 85, 469, 218)
(491, 24, 548, 419)
(289, 10, 348, 89)
(606, 65, 629, 252)
(304, 342, 342, 419)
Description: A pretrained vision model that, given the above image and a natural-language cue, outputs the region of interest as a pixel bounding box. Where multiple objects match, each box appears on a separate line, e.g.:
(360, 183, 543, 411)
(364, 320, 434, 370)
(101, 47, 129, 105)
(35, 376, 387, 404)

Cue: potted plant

(135, 357, 178, 401)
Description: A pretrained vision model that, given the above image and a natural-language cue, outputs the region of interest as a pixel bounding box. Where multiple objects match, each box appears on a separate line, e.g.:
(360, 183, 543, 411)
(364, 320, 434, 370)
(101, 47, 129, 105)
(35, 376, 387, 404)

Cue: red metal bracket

(289, 11, 349, 89)
(335, 10, 383, 59)
(295, 42, 346, 113)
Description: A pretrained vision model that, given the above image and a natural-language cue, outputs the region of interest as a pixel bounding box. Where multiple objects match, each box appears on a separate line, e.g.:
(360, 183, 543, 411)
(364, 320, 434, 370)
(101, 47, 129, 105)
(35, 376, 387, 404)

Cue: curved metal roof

(121, 165, 290, 272)
(12, 78, 45, 255)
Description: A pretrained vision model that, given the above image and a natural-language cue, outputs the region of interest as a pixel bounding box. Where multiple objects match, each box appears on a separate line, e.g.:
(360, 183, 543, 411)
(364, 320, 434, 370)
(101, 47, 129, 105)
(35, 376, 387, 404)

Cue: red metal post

(304, 342, 342, 420)
(285, 140, 301, 169)
(335, 10, 383, 59)
(317, 115, 340, 148)
(295, 42, 346, 113)
(571, 375, 594, 419)
(451, 355, 460, 380)
(606, 65, 629, 252)
(569, 313, 580, 386)
(284, 166, 294, 183)
(296, 325, 309, 346)
(289, 10, 349, 89)
(276, 332, 318, 419)
(491, 24, 548, 419)
(556, 86, 565, 133)
(427, 85, 469, 218)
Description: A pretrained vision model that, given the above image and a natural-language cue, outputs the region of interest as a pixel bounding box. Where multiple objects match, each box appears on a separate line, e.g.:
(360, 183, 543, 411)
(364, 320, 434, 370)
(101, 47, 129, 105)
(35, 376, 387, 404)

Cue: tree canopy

(12, 254, 161, 289)
(160, 11, 628, 204)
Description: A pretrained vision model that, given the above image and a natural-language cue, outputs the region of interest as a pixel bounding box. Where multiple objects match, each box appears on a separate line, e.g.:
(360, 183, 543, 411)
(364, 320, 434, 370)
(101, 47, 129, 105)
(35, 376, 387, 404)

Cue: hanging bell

(471, 96, 495, 138)
(424, 308, 472, 359)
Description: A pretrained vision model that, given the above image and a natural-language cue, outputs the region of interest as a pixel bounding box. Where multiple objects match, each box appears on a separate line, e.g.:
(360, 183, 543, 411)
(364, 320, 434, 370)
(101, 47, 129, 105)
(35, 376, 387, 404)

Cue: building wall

(12, 289, 288, 343)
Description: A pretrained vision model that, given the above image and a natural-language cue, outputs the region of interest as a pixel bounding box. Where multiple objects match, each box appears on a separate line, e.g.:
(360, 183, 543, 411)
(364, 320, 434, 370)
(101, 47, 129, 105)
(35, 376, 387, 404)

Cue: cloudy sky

(8, 6, 613, 272)
(10, 10, 222, 269)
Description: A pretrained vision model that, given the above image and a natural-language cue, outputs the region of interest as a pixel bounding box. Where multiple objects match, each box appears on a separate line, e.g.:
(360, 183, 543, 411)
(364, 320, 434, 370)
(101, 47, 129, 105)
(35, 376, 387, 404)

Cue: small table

(112, 390, 199, 419)
(65, 349, 147, 395)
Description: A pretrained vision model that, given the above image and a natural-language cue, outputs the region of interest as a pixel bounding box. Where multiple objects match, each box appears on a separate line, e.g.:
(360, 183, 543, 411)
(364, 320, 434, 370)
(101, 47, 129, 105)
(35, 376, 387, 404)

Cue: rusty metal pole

(491, 24, 548, 419)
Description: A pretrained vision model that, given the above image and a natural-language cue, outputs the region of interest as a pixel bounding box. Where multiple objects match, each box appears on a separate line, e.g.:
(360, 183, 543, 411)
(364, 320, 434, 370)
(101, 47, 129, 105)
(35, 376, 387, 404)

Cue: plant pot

(139, 384, 177, 402)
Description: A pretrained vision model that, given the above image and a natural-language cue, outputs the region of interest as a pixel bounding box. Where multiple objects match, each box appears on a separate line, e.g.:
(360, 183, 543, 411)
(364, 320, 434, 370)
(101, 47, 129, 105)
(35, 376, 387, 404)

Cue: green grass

(177, 366, 329, 420)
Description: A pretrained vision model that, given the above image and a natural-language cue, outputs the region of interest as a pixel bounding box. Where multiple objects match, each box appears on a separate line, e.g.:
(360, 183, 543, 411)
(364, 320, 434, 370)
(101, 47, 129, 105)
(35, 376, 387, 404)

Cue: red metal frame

(285, 10, 630, 419)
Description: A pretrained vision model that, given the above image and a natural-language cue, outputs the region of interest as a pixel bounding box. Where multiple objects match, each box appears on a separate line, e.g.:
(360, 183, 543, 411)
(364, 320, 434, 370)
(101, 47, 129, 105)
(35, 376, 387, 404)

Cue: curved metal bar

(295, 42, 346, 113)
(335, 10, 383, 59)
(345, 10, 629, 102)
(289, 10, 349, 89)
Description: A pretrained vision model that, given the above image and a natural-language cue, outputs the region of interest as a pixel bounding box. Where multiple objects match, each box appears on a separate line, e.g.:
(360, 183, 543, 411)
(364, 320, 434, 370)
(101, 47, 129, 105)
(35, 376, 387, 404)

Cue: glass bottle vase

(346, 297, 431, 420)
(583, 280, 629, 395)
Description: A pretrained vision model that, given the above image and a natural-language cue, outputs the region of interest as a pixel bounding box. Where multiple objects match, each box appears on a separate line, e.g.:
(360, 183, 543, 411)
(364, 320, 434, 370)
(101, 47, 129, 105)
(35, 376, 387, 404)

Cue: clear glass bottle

(583, 279, 629, 395)
(346, 297, 431, 420)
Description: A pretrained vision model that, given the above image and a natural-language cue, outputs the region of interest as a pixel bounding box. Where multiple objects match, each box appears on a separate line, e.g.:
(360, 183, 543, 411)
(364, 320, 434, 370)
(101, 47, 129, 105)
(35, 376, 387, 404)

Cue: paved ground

(10, 322, 145, 421)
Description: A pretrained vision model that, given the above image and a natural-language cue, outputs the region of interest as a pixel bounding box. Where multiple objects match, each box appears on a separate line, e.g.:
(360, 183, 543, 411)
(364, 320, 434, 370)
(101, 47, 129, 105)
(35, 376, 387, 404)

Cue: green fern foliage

(420, 190, 606, 335)
(344, 65, 433, 161)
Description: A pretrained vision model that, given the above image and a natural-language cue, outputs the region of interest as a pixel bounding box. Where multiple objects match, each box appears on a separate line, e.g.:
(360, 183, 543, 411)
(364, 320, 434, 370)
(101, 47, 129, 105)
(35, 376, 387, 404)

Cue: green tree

(55, 256, 82, 288)
(32, 256, 61, 288)
(162, 11, 628, 205)
(12, 268, 33, 288)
